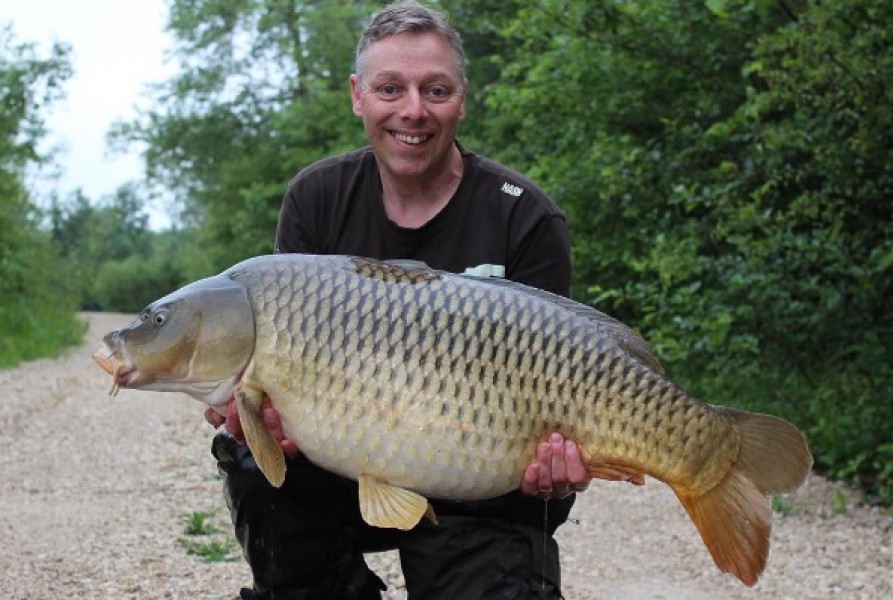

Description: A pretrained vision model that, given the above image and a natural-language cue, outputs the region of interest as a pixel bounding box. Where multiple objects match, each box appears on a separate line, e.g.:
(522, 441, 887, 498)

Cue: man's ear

(349, 74, 363, 117)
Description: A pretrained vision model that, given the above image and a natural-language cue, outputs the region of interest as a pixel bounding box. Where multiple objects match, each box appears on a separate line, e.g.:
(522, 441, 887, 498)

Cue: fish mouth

(92, 344, 137, 396)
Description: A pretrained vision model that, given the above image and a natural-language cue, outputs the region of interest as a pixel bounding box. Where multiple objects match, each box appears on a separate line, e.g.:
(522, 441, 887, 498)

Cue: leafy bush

(450, 0, 892, 502)
(92, 254, 186, 314)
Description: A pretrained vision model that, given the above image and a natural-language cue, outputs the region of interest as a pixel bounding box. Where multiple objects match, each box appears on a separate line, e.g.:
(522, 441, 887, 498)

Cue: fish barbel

(93, 253, 811, 586)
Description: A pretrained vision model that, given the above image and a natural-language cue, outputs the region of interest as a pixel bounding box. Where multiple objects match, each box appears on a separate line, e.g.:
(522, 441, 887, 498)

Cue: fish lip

(92, 345, 118, 375)
(92, 344, 138, 395)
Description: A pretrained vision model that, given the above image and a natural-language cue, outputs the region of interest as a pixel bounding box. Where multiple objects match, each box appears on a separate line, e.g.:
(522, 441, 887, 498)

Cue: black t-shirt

(273, 142, 575, 529)
(275, 143, 571, 297)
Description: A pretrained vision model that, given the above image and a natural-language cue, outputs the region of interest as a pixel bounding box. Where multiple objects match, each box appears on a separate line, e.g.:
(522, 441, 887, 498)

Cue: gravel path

(1, 312, 890, 599)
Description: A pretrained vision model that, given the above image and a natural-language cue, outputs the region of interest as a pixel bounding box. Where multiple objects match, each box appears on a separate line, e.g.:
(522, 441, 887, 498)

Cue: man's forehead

(362, 32, 460, 77)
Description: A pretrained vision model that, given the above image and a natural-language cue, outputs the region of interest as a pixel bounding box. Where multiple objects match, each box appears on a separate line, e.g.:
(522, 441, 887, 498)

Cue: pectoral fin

(235, 388, 286, 488)
(358, 475, 436, 530)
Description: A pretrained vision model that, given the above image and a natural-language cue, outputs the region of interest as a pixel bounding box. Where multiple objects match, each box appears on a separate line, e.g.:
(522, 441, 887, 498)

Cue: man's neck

(380, 145, 464, 229)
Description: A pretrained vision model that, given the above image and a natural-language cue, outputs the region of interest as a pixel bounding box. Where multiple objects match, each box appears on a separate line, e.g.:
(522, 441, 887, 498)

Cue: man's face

(350, 32, 466, 182)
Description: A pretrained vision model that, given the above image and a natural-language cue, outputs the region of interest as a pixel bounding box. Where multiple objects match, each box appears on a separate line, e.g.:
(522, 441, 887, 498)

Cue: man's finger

(224, 399, 245, 441)
(536, 440, 553, 493)
(520, 462, 540, 496)
(549, 432, 569, 486)
(261, 396, 283, 434)
(565, 440, 589, 491)
(259, 395, 302, 459)
(204, 407, 226, 428)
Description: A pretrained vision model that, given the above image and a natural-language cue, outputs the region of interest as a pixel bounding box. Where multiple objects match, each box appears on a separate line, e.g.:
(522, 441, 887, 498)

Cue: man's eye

(426, 86, 453, 102)
(379, 84, 399, 96)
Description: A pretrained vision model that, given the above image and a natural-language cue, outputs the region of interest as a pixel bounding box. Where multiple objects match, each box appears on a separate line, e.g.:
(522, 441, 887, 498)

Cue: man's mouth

(393, 132, 431, 145)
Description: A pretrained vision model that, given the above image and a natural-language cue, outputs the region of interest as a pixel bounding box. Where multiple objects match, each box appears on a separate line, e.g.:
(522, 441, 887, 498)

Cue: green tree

(114, 0, 376, 269)
(452, 0, 892, 499)
(49, 184, 193, 312)
(0, 24, 82, 367)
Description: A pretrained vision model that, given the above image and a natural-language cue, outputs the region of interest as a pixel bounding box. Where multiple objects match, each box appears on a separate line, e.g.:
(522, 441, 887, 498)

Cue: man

(207, 2, 591, 598)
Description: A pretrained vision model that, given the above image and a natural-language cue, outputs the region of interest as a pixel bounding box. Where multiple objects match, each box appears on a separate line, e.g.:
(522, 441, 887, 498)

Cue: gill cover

(104, 273, 256, 404)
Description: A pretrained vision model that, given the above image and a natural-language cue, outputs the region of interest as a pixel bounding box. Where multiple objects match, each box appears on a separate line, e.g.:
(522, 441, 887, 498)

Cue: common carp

(93, 253, 811, 586)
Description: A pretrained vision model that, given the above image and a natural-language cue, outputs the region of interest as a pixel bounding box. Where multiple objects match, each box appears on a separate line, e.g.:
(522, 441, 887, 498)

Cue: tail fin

(672, 409, 812, 586)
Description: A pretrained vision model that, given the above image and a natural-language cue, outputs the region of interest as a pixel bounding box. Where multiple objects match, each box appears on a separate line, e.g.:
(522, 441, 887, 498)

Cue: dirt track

(0, 312, 890, 599)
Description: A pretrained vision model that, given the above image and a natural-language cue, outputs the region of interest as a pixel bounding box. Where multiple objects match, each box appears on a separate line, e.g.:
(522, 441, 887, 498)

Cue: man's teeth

(395, 133, 428, 145)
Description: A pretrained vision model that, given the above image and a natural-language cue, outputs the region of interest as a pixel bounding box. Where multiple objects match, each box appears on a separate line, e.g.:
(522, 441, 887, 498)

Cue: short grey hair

(355, 1, 467, 88)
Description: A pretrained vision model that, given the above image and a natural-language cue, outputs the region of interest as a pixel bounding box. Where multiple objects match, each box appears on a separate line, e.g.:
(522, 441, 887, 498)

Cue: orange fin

(587, 463, 646, 486)
(672, 409, 812, 586)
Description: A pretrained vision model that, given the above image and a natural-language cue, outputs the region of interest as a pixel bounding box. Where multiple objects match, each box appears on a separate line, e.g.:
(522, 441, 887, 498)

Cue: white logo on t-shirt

(501, 182, 523, 197)
(464, 264, 506, 278)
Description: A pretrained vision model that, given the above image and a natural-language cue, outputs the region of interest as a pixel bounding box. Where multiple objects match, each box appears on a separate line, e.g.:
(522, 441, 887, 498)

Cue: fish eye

(152, 308, 170, 327)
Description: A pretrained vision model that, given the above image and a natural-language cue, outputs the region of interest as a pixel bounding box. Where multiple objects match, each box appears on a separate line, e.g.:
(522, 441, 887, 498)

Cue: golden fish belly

(239, 254, 738, 500)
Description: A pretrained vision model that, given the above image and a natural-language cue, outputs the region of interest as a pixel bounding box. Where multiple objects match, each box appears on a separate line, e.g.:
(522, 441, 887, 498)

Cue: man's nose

(399, 88, 426, 120)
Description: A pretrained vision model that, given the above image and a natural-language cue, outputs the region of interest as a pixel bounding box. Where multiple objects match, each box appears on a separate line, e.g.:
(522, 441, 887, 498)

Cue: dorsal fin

(384, 259, 430, 270)
(349, 256, 441, 285)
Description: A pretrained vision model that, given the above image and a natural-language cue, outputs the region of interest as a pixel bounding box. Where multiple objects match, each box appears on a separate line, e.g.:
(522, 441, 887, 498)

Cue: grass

(183, 509, 220, 536)
(179, 538, 240, 562)
(771, 494, 795, 516)
(830, 489, 849, 516)
(178, 509, 240, 563)
(0, 306, 85, 370)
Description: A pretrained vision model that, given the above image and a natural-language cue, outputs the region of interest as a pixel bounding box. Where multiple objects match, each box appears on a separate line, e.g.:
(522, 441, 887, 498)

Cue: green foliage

(830, 488, 849, 516)
(444, 0, 892, 502)
(667, 0, 892, 502)
(49, 186, 154, 309)
(49, 188, 213, 313)
(182, 509, 221, 536)
(92, 255, 180, 314)
(0, 25, 82, 369)
(0, 294, 86, 369)
(178, 508, 239, 562)
(771, 494, 794, 516)
(178, 537, 240, 562)
(113, 0, 374, 271)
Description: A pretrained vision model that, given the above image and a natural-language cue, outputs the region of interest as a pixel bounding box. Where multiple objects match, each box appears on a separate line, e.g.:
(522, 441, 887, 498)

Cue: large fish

(93, 253, 811, 586)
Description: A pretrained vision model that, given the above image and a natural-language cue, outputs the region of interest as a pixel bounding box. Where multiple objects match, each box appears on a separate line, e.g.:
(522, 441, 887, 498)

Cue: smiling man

(207, 2, 591, 598)
(349, 26, 466, 228)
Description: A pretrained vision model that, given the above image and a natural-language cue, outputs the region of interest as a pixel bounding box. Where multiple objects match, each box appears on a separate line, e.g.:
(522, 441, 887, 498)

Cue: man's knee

(210, 432, 383, 598)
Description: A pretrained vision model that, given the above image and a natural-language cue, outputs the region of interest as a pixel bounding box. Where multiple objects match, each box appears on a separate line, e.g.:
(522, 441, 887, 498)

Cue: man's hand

(204, 395, 301, 459)
(520, 433, 590, 499)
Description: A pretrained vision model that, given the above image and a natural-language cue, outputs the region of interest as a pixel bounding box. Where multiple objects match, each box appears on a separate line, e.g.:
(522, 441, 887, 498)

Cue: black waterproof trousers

(212, 432, 574, 600)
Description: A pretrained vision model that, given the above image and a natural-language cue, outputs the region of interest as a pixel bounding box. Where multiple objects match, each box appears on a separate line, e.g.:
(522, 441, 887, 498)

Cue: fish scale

(233, 256, 725, 499)
(94, 253, 812, 585)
